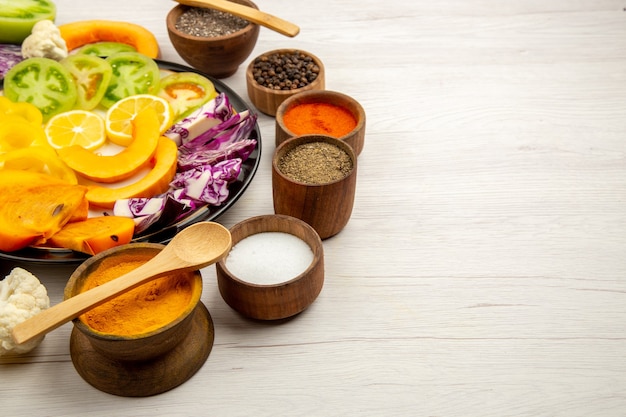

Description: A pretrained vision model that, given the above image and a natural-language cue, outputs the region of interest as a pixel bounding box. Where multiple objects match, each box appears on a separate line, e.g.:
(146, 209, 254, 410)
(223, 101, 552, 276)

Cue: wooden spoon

(174, 0, 300, 37)
(11, 221, 232, 346)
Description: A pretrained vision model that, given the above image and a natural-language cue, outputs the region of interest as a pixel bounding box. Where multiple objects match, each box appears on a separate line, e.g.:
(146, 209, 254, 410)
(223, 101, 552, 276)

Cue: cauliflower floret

(0, 267, 50, 356)
(21, 20, 68, 61)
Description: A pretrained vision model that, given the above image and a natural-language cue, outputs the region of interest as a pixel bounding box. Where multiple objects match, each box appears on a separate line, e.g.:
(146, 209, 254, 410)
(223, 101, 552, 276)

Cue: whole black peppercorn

(251, 50, 319, 90)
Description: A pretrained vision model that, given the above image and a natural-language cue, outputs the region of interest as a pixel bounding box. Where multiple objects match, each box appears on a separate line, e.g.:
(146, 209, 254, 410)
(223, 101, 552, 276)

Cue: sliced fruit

(100, 52, 161, 109)
(61, 54, 112, 111)
(105, 94, 173, 147)
(59, 20, 160, 58)
(0, 0, 57, 44)
(87, 136, 178, 209)
(57, 107, 161, 183)
(0, 180, 88, 252)
(0, 118, 48, 154)
(76, 41, 137, 57)
(0, 146, 78, 184)
(157, 72, 217, 122)
(46, 216, 135, 255)
(45, 110, 106, 150)
(3, 57, 78, 122)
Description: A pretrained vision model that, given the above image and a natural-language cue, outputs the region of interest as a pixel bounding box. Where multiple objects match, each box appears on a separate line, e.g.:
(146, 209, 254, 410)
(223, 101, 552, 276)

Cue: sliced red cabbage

(0, 44, 23, 80)
(164, 92, 234, 146)
(178, 138, 257, 171)
(180, 109, 257, 152)
(171, 158, 243, 205)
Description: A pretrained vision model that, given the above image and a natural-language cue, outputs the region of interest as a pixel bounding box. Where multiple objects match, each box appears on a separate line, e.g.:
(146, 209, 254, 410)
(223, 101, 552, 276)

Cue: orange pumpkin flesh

(87, 136, 178, 209)
(57, 108, 161, 183)
(47, 216, 135, 255)
(59, 20, 160, 58)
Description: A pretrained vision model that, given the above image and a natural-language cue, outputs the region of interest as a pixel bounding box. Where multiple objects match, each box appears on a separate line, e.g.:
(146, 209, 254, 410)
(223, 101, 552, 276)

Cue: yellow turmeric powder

(79, 253, 195, 336)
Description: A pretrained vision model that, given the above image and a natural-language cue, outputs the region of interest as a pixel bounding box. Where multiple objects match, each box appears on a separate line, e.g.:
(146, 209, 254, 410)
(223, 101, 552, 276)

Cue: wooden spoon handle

(11, 256, 174, 346)
(174, 0, 300, 37)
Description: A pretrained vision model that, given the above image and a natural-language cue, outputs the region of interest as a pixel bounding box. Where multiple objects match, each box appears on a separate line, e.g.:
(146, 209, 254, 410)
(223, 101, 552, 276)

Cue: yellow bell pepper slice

(0, 96, 44, 126)
(0, 146, 78, 184)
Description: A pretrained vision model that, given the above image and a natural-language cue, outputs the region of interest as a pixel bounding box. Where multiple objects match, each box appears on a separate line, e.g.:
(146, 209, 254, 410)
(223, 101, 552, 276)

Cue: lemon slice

(105, 94, 173, 147)
(45, 110, 106, 150)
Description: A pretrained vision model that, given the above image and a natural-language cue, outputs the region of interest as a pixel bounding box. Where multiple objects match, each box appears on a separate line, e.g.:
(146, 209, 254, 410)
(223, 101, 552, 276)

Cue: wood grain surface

(1, 0, 625, 415)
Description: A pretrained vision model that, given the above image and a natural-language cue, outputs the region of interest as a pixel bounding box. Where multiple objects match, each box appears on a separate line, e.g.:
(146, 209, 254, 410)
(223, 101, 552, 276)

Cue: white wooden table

(2, 1, 626, 415)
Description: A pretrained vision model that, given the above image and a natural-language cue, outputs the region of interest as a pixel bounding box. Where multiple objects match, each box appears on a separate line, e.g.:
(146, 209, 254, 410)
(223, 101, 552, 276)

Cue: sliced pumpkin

(87, 136, 178, 209)
(56, 107, 161, 183)
(47, 216, 135, 255)
(59, 20, 160, 59)
(0, 182, 88, 252)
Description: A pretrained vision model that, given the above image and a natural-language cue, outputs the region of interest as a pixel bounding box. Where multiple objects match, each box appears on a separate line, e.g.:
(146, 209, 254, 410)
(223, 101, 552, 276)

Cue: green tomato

(157, 72, 217, 122)
(3, 57, 77, 122)
(77, 42, 137, 57)
(0, 0, 57, 44)
(100, 52, 160, 108)
(61, 54, 113, 111)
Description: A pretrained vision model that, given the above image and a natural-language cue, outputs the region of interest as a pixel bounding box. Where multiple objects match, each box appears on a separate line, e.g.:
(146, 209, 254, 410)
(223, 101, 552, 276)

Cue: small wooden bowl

(272, 135, 357, 239)
(216, 214, 324, 320)
(276, 90, 366, 156)
(166, 0, 260, 78)
(246, 48, 325, 116)
(64, 243, 213, 397)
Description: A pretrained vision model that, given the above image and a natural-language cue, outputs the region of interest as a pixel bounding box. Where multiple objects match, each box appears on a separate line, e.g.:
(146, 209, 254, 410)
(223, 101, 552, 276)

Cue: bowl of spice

(64, 242, 213, 397)
(272, 134, 357, 239)
(166, 0, 259, 78)
(246, 48, 325, 116)
(216, 214, 324, 320)
(276, 89, 366, 156)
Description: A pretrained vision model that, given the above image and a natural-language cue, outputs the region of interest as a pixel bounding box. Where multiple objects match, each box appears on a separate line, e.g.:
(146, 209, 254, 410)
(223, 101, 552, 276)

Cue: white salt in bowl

(215, 214, 324, 320)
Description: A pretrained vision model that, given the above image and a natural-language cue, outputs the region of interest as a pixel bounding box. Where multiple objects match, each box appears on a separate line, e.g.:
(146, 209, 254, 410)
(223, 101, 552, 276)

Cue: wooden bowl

(166, 1, 260, 78)
(64, 243, 213, 397)
(272, 135, 357, 239)
(216, 214, 324, 320)
(276, 90, 366, 156)
(246, 48, 325, 116)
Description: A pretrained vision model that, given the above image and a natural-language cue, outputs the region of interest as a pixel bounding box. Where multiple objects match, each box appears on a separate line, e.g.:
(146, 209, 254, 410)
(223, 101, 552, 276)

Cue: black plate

(0, 60, 261, 264)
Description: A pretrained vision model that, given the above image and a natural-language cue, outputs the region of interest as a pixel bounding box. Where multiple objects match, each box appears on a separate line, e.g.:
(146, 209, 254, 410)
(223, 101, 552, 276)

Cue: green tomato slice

(61, 55, 113, 111)
(3, 57, 77, 122)
(77, 42, 137, 57)
(101, 52, 160, 108)
(0, 0, 57, 44)
(157, 72, 217, 122)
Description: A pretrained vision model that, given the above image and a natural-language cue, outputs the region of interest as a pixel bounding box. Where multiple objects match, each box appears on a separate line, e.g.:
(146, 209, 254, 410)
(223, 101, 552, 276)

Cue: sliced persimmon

(47, 216, 135, 255)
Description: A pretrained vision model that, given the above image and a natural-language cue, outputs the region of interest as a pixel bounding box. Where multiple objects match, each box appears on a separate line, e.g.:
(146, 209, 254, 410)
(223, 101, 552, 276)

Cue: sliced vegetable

(56, 107, 160, 183)
(180, 109, 257, 155)
(157, 72, 217, 122)
(0, 44, 24, 79)
(0, 95, 43, 125)
(77, 41, 137, 57)
(60, 54, 112, 110)
(3, 57, 77, 122)
(0, 0, 56, 44)
(100, 52, 161, 108)
(86, 136, 179, 209)
(114, 195, 193, 234)
(0, 146, 77, 184)
(46, 216, 135, 255)
(59, 20, 160, 59)
(0, 117, 48, 154)
(171, 158, 243, 205)
(0, 179, 87, 252)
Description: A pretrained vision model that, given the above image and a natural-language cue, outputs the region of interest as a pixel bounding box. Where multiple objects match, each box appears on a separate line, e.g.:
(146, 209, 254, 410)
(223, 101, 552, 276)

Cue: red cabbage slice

(0, 44, 23, 80)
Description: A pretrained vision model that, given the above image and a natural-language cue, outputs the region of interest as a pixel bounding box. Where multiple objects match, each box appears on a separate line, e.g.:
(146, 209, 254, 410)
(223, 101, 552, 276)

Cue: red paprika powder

(283, 102, 357, 138)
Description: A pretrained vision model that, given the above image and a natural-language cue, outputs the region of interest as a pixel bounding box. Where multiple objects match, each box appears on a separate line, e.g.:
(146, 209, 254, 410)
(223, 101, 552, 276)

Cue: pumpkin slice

(87, 136, 178, 209)
(56, 107, 161, 183)
(0, 183, 88, 252)
(59, 20, 160, 58)
(47, 216, 135, 255)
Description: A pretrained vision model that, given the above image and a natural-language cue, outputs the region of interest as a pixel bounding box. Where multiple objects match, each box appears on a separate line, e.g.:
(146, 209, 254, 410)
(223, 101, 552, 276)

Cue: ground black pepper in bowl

(251, 51, 320, 91)
(176, 7, 249, 37)
(278, 142, 353, 184)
